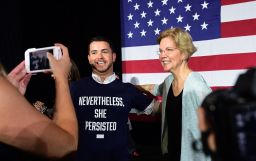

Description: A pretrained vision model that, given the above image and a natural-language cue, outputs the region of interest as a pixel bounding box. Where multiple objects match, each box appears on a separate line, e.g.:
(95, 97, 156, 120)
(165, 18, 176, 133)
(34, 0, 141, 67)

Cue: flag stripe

(121, 35, 256, 61)
(122, 69, 247, 87)
(122, 59, 162, 73)
(123, 52, 256, 73)
(221, 0, 255, 6)
(189, 53, 256, 71)
(221, 1, 256, 22)
(221, 19, 256, 38)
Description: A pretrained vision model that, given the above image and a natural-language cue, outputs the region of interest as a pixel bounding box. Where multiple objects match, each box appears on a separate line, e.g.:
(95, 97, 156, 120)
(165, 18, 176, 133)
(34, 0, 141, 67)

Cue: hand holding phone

(24, 46, 62, 73)
(7, 61, 31, 95)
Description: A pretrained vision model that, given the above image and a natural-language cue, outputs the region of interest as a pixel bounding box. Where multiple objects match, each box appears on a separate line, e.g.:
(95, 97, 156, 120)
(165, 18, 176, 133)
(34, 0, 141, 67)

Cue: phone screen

(29, 49, 53, 71)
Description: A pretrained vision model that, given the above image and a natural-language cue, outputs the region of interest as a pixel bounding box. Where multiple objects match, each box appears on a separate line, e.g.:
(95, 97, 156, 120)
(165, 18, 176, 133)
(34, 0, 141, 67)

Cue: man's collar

(92, 72, 116, 84)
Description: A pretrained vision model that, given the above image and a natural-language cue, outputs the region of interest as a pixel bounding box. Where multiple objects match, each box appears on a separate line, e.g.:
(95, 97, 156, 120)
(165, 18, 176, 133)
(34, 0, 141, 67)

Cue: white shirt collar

(91, 72, 116, 84)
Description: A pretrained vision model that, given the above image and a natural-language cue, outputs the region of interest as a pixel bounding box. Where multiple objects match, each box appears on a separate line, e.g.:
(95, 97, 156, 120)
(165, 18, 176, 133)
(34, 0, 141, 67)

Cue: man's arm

(135, 84, 155, 95)
(133, 84, 162, 115)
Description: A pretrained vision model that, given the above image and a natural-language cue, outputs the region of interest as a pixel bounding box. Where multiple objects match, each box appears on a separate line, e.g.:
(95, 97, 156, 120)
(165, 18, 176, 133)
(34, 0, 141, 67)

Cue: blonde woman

(143, 28, 212, 161)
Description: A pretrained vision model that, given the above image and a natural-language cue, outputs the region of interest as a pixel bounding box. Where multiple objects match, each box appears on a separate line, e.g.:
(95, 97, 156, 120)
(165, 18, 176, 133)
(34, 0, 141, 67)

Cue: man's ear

(88, 54, 92, 65)
(113, 52, 116, 62)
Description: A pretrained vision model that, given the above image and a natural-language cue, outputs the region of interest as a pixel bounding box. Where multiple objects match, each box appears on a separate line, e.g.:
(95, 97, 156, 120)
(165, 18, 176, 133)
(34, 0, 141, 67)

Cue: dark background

(0, 1, 161, 159)
(0, 0, 122, 106)
(0, 0, 122, 76)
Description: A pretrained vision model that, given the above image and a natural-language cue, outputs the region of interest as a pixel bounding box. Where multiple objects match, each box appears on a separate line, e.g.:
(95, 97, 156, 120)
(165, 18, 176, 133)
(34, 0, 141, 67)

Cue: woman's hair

(68, 59, 80, 82)
(0, 63, 7, 77)
(157, 27, 197, 61)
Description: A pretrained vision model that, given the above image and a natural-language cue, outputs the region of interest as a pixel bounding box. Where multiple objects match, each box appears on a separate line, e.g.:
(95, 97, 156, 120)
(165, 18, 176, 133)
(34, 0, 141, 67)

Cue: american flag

(120, 0, 256, 90)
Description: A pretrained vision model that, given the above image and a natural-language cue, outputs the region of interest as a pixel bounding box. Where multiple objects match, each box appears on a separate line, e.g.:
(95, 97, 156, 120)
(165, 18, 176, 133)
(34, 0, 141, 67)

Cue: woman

(150, 28, 212, 161)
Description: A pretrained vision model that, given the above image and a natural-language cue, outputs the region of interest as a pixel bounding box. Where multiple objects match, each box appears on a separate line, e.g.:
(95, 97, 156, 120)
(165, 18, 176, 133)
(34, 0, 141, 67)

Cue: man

(70, 36, 154, 161)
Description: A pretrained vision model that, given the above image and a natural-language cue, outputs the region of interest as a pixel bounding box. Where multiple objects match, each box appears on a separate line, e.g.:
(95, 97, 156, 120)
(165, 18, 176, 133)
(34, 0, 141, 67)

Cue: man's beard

(90, 63, 113, 73)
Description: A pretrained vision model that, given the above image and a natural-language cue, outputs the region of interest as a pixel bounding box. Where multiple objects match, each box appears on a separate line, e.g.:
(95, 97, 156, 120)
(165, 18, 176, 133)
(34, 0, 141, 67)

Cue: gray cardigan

(154, 72, 212, 161)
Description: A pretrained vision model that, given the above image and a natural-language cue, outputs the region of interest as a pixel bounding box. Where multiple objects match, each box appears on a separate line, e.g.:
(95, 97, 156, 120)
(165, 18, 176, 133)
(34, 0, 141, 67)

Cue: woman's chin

(162, 66, 171, 72)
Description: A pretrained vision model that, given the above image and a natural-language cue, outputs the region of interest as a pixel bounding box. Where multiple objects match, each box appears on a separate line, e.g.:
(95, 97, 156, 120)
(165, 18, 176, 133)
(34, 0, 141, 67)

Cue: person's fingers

(8, 61, 26, 80)
(54, 43, 69, 58)
(7, 67, 27, 84)
(47, 52, 56, 66)
(21, 74, 32, 88)
(43, 71, 52, 74)
(46, 43, 71, 81)
(47, 51, 61, 79)
(197, 107, 208, 131)
(9, 61, 26, 75)
(18, 73, 32, 95)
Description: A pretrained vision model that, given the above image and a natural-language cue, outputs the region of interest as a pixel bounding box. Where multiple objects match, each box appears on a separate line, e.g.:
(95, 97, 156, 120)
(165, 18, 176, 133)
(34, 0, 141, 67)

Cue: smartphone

(24, 46, 62, 73)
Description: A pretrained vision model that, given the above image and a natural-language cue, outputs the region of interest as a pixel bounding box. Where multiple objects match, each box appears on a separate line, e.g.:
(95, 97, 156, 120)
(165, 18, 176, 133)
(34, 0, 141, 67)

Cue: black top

(166, 84, 183, 161)
(70, 76, 153, 161)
